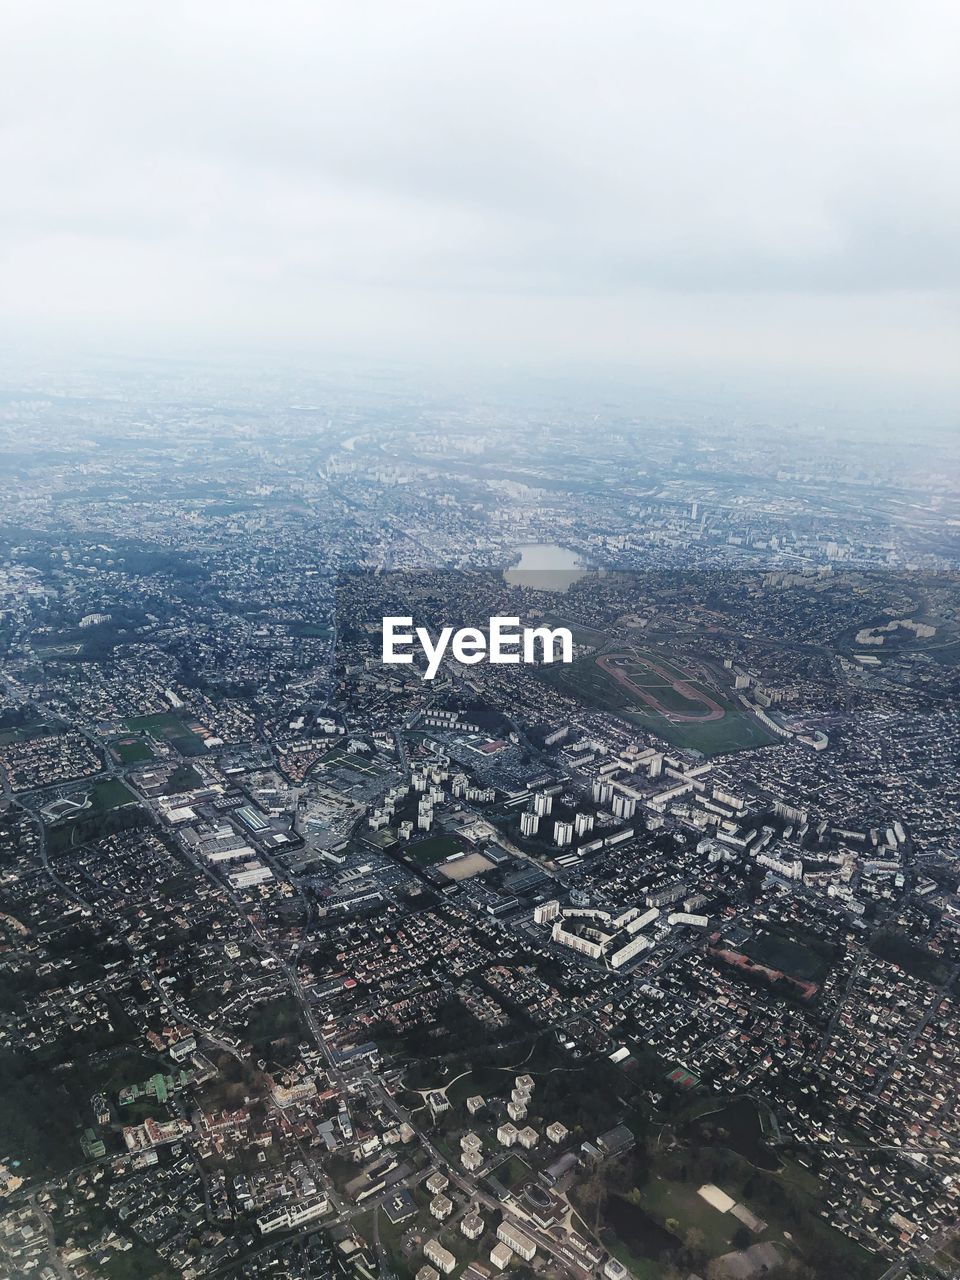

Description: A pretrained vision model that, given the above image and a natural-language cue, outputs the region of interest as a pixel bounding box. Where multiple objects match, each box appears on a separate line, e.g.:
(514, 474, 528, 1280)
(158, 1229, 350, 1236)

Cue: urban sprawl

(1, 366, 960, 1280)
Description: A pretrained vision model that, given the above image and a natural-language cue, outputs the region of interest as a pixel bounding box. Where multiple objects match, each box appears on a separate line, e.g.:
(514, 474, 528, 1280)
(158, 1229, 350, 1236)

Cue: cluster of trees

(47, 804, 149, 854)
(395, 995, 498, 1060)
(869, 928, 950, 986)
(0, 1051, 86, 1177)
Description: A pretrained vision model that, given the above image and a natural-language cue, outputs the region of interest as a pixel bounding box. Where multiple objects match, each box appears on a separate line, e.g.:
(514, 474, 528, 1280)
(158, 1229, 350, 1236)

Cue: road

(28, 1192, 73, 1280)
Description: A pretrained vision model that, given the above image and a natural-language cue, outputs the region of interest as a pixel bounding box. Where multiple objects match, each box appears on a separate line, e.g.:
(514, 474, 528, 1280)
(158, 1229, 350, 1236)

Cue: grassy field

(289, 621, 333, 639)
(634, 1180, 732, 1253)
(0, 720, 58, 745)
(124, 712, 207, 757)
(741, 927, 836, 986)
(87, 778, 139, 811)
(110, 736, 154, 764)
(405, 834, 467, 865)
(101, 1239, 176, 1280)
(498, 1154, 534, 1191)
(542, 612, 609, 649)
(543, 647, 778, 755)
(163, 762, 204, 793)
(685, 1096, 780, 1171)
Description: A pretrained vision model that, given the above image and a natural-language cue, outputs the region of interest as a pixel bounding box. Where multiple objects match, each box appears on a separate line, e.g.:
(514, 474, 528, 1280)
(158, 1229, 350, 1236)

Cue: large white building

(497, 1220, 537, 1262)
(228, 861, 274, 889)
(547, 905, 659, 969)
(553, 819, 573, 847)
(533, 900, 559, 925)
(424, 1241, 455, 1275)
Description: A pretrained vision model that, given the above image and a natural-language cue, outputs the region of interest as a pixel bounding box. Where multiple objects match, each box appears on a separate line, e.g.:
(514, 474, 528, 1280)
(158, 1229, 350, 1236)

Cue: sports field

(546, 645, 778, 755)
(596, 652, 724, 721)
(124, 712, 207, 756)
(438, 851, 494, 880)
(406, 834, 466, 865)
(110, 736, 154, 764)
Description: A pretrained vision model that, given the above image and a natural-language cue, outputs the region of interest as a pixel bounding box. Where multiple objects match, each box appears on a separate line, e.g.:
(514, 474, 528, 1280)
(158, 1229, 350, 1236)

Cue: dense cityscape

(0, 365, 958, 1280)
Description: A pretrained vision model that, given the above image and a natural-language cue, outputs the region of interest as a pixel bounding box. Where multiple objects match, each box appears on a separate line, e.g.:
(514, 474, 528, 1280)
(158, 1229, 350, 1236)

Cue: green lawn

(124, 712, 207, 757)
(164, 762, 204, 793)
(542, 651, 779, 756)
(110, 737, 154, 763)
(406, 834, 466, 865)
(599, 1234, 662, 1280)
(499, 1154, 534, 1191)
(542, 613, 609, 649)
(638, 1180, 735, 1255)
(87, 778, 138, 812)
(101, 1239, 176, 1280)
(741, 927, 836, 986)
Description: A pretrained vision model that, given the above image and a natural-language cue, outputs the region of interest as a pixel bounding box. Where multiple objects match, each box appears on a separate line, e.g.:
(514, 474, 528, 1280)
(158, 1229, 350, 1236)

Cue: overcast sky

(1, 0, 958, 396)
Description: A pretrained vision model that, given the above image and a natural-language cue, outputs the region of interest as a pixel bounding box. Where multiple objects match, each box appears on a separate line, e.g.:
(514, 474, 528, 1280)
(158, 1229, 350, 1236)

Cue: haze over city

(1, 0, 958, 413)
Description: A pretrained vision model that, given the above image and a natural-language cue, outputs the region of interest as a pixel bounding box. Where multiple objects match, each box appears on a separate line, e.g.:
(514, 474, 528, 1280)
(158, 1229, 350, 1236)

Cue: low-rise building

(424, 1240, 456, 1275)
(431, 1194, 454, 1221)
(604, 1258, 630, 1280)
(489, 1242, 513, 1270)
(497, 1220, 536, 1262)
(462, 1212, 484, 1240)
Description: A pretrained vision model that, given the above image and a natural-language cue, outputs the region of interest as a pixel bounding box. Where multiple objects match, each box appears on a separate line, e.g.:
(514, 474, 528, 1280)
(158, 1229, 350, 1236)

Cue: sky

(1, 0, 958, 399)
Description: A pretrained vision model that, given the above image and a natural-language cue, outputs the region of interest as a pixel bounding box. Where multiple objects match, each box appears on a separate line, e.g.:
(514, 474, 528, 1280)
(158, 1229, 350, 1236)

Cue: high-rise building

(592, 780, 613, 805)
(612, 793, 636, 820)
(533, 792, 553, 817)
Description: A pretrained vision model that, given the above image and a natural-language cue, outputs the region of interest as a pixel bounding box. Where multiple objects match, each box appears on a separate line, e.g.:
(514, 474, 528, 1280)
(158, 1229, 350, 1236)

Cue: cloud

(0, 0, 957, 391)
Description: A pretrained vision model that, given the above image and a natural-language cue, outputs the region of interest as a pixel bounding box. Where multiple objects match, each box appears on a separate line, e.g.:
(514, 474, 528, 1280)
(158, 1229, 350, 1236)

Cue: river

(503, 543, 590, 593)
